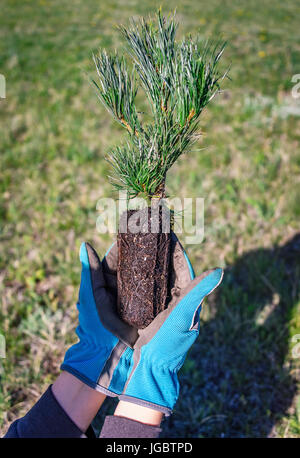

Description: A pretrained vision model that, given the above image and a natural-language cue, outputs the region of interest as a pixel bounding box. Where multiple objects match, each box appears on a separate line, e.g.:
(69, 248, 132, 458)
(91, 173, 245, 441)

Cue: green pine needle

(92, 9, 228, 200)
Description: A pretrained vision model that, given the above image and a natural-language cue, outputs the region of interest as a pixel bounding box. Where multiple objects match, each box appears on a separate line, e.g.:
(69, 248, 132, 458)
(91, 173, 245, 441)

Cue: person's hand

(115, 236, 223, 416)
(62, 234, 223, 416)
(98, 233, 223, 416)
(61, 242, 139, 396)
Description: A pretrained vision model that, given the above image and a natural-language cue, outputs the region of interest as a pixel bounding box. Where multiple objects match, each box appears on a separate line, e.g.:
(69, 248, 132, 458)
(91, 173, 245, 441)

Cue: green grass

(0, 0, 300, 437)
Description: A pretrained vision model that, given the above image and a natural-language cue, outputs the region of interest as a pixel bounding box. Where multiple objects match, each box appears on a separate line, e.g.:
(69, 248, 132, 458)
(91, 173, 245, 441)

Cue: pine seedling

(91, 10, 227, 329)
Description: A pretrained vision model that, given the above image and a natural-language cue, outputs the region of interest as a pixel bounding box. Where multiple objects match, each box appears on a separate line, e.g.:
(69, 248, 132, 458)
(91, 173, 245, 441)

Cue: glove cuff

(60, 364, 119, 397)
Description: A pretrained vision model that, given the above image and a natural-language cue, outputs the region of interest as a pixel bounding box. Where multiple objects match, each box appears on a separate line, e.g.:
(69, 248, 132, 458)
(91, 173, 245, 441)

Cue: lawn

(0, 0, 300, 437)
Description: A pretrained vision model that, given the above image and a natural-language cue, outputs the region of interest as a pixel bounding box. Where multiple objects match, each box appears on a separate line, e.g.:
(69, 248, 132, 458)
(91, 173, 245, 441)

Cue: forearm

(99, 400, 163, 438)
(114, 401, 163, 426)
(52, 371, 106, 433)
(4, 372, 105, 438)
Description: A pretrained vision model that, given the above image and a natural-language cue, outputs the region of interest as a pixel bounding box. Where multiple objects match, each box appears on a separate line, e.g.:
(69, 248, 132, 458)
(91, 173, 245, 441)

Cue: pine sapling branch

(92, 10, 228, 200)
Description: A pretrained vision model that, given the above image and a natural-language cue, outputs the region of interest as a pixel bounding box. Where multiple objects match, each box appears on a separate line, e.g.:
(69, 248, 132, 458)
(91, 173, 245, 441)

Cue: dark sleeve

(3, 385, 95, 438)
(99, 415, 161, 438)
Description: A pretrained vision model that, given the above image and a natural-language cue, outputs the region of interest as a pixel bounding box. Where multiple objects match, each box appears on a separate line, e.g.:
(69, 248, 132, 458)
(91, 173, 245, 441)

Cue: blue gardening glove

(119, 256, 223, 415)
(61, 242, 138, 396)
(61, 235, 195, 397)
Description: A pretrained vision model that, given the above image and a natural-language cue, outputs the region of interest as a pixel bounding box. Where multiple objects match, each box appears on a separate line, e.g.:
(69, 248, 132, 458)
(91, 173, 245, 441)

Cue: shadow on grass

(93, 233, 300, 437)
(162, 232, 300, 437)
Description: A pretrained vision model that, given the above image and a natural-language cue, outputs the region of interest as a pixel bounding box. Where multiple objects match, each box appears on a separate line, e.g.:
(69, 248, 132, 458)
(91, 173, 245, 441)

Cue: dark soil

(117, 206, 171, 328)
